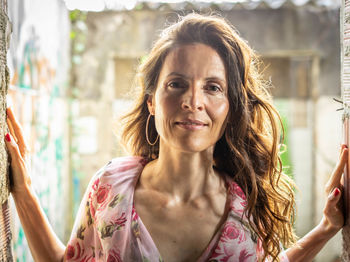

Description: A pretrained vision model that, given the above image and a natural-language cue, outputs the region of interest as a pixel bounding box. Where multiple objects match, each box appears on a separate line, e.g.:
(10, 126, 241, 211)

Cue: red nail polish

(5, 133, 10, 142)
(334, 188, 340, 197)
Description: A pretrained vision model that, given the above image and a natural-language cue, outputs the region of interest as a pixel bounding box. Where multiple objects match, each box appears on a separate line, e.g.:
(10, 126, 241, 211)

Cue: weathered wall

(0, 0, 10, 207)
(0, 0, 13, 260)
(7, 0, 70, 260)
(72, 7, 341, 261)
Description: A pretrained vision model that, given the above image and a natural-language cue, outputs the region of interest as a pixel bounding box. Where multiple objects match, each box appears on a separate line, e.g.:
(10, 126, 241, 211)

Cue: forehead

(159, 43, 226, 80)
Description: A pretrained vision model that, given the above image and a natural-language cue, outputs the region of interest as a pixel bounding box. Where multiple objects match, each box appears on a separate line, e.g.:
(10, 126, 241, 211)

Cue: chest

(134, 189, 228, 262)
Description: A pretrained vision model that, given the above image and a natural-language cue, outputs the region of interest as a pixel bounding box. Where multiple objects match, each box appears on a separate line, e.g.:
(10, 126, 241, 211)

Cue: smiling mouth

(177, 122, 204, 125)
(175, 120, 208, 129)
(176, 120, 207, 125)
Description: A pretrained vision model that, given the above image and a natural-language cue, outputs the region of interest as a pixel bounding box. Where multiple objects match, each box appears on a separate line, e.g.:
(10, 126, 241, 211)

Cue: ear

(147, 95, 155, 115)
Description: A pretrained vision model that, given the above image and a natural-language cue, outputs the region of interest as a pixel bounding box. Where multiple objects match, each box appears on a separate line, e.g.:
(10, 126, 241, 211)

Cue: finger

(6, 108, 21, 142)
(325, 148, 348, 194)
(6, 116, 18, 143)
(324, 187, 342, 218)
(4, 133, 23, 162)
(6, 115, 27, 158)
(340, 144, 348, 157)
(6, 107, 29, 157)
(328, 188, 341, 202)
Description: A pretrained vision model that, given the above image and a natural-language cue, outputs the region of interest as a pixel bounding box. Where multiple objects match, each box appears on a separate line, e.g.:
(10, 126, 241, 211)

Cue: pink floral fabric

(66, 156, 289, 262)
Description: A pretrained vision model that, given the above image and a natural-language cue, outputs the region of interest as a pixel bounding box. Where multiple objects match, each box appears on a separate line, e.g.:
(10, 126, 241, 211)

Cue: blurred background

(6, 0, 342, 261)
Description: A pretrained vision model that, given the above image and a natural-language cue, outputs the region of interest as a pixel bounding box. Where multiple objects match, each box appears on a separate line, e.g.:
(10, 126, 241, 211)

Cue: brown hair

(121, 13, 296, 261)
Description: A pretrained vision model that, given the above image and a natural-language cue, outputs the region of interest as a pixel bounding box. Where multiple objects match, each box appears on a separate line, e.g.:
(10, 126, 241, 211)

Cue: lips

(176, 119, 207, 125)
(175, 119, 208, 130)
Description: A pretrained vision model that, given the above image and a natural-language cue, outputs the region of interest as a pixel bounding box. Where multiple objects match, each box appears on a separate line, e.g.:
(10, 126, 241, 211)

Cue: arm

(12, 187, 66, 262)
(285, 199, 340, 262)
(285, 146, 348, 262)
(5, 107, 65, 262)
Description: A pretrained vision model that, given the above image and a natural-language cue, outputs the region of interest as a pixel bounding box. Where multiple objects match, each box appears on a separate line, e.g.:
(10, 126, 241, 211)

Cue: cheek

(211, 98, 230, 125)
(155, 92, 179, 116)
(154, 93, 179, 130)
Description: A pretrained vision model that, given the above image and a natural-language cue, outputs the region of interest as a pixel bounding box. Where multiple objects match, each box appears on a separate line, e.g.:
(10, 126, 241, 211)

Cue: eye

(205, 84, 222, 92)
(167, 80, 186, 89)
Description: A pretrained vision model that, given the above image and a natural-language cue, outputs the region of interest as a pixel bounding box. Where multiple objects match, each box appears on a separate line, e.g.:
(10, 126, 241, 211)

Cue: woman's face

(147, 43, 229, 153)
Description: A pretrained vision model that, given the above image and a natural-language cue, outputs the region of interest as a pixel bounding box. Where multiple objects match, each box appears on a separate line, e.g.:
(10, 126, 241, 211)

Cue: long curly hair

(120, 13, 296, 261)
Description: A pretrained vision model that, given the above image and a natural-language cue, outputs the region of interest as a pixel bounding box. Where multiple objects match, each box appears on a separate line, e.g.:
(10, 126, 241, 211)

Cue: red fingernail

(334, 188, 340, 197)
(5, 133, 10, 142)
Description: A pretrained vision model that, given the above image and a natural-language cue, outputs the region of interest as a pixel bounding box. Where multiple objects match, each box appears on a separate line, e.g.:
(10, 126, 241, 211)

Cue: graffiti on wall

(10, 26, 57, 93)
(7, 0, 70, 261)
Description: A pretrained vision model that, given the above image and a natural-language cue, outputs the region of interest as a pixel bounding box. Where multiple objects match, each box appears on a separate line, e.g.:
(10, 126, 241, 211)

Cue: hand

(285, 146, 348, 262)
(321, 145, 348, 235)
(4, 107, 32, 196)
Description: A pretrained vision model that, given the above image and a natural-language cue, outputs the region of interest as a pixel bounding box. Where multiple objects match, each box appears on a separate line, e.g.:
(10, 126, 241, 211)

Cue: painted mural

(7, 0, 70, 261)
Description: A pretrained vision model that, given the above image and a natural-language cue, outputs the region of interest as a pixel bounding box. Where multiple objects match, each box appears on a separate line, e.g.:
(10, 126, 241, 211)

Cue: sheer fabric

(66, 156, 289, 262)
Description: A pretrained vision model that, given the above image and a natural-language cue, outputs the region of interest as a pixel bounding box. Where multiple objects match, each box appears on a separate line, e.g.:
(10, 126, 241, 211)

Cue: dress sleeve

(64, 168, 105, 261)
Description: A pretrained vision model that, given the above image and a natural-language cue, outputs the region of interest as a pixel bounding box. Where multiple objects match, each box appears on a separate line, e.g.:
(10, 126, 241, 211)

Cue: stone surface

(0, 0, 11, 206)
(0, 0, 13, 261)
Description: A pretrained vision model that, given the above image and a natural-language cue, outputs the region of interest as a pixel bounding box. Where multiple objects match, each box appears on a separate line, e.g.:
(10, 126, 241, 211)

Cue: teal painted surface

(8, 2, 70, 261)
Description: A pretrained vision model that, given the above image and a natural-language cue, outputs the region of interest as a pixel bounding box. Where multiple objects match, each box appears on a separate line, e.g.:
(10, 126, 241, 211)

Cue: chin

(175, 142, 214, 154)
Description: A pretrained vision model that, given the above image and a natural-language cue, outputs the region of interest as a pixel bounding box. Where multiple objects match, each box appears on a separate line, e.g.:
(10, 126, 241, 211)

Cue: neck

(142, 143, 224, 203)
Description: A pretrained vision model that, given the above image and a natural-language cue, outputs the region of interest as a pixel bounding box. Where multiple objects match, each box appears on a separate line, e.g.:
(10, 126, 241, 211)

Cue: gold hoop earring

(146, 114, 159, 146)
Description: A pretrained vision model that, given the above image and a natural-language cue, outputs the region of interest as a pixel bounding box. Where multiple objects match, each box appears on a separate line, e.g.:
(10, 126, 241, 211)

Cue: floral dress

(66, 156, 289, 262)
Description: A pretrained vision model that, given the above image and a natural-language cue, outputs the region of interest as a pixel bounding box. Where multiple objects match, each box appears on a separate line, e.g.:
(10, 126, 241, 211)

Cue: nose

(181, 83, 204, 112)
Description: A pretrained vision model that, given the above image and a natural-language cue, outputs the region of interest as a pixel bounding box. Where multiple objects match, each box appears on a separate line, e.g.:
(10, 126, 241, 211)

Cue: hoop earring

(146, 114, 159, 146)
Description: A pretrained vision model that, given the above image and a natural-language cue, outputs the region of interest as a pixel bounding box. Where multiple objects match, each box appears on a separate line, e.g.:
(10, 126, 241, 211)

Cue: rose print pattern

(96, 184, 112, 212)
(131, 204, 138, 221)
(92, 178, 100, 191)
(76, 225, 86, 240)
(221, 222, 240, 241)
(108, 194, 123, 208)
(89, 178, 99, 221)
(66, 240, 85, 260)
(227, 180, 248, 216)
(221, 222, 246, 244)
(211, 245, 235, 262)
(107, 249, 122, 262)
(97, 184, 111, 204)
(66, 156, 289, 262)
(112, 212, 127, 226)
(209, 221, 254, 261)
(228, 182, 246, 201)
(66, 239, 95, 261)
(87, 202, 94, 226)
(131, 204, 141, 238)
(239, 249, 254, 262)
(99, 212, 127, 239)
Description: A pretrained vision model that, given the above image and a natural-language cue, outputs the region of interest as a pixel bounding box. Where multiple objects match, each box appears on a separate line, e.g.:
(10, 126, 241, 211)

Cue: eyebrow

(165, 72, 226, 84)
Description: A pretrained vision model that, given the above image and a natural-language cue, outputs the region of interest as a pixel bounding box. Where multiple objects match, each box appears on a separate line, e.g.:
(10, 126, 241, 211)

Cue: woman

(5, 13, 348, 262)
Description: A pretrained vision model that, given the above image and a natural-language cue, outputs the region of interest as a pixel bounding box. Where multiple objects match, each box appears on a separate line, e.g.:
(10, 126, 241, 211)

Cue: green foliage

(280, 115, 293, 178)
(275, 100, 293, 179)
(70, 31, 76, 40)
(69, 10, 87, 23)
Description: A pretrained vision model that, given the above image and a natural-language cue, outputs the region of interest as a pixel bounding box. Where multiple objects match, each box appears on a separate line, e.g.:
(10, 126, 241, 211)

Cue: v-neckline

(131, 171, 232, 262)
